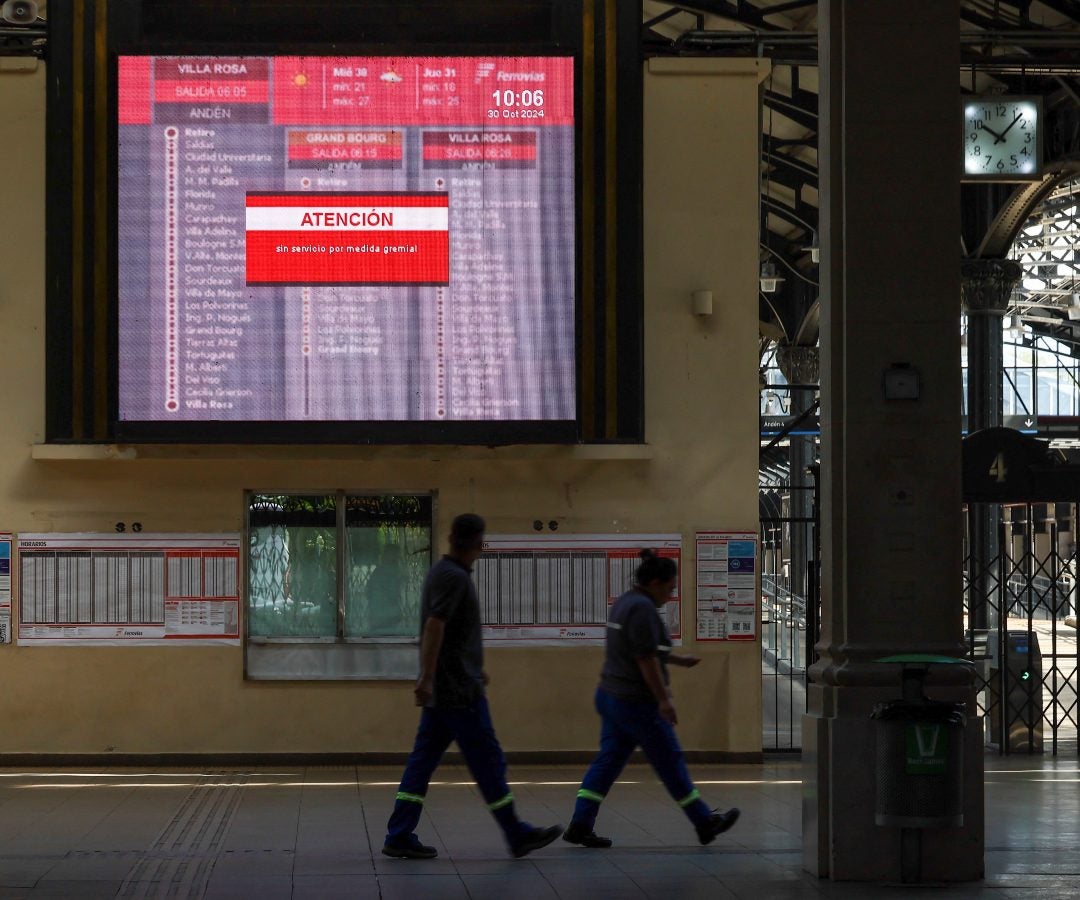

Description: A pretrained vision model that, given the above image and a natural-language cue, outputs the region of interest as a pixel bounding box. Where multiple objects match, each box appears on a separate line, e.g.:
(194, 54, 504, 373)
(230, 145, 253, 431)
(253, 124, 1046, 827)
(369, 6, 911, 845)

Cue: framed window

(245, 490, 433, 679)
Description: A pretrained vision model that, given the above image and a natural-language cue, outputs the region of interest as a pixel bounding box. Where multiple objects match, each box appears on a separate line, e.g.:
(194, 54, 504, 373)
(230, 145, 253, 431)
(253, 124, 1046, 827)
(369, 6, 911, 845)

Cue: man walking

(383, 513, 562, 859)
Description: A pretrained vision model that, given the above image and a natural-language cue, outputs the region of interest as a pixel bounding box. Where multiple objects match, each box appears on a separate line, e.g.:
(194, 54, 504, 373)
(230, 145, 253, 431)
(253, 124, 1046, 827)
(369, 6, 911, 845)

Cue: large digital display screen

(116, 55, 575, 438)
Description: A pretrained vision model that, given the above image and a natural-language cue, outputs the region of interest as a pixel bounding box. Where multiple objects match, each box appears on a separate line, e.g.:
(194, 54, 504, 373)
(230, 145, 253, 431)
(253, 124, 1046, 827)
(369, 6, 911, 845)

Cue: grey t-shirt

(421, 556, 485, 708)
(598, 588, 671, 703)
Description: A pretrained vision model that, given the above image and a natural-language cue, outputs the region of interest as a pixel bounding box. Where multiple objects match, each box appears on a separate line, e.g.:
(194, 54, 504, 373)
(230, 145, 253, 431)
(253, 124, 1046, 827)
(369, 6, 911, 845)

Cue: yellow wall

(0, 58, 766, 756)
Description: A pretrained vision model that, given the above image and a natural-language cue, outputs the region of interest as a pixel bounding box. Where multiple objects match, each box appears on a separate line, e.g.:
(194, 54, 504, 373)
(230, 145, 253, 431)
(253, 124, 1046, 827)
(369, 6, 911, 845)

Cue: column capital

(961, 258, 1022, 314)
(775, 343, 819, 384)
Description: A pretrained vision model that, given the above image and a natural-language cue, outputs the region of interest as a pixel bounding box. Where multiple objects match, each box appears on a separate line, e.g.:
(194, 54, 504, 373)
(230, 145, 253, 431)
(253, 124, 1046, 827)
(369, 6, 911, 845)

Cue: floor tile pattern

(0, 757, 1076, 897)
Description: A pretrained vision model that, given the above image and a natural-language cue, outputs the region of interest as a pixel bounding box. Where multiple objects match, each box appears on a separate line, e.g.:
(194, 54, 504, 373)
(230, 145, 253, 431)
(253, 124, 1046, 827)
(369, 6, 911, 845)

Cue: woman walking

(563, 549, 740, 848)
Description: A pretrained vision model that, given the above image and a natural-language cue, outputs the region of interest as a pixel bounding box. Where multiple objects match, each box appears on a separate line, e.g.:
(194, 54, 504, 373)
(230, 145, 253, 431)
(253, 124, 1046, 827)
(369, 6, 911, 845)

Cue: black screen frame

(108, 45, 582, 445)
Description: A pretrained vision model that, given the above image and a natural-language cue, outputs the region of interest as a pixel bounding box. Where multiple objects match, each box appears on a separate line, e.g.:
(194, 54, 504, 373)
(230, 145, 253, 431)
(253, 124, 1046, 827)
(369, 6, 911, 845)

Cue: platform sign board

(17, 533, 241, 646)
(474, 533, 682, 645)
(696, 532, 758, 641)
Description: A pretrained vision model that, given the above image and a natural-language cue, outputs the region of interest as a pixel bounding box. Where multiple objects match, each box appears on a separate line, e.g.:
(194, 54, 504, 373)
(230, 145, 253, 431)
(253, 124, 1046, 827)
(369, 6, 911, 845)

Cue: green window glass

(345, 495, 432, 638)
(246, 492, 433, 642)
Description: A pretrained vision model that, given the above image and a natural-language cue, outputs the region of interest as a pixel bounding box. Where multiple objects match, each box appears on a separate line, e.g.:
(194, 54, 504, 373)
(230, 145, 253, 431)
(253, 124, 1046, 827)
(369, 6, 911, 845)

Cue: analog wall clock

(962, 96, 1042, 181)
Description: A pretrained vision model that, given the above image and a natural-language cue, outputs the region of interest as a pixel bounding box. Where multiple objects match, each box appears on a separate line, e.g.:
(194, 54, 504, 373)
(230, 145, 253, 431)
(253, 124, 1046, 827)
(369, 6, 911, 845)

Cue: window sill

(245, 640, 419, 680)
(32, 443, 654, 462)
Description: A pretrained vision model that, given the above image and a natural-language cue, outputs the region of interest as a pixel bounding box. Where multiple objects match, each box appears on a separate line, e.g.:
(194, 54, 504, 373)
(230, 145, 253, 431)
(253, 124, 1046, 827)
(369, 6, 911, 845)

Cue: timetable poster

(475, 534, 682, 646)
(17, 534, 241, 646)
(116, 55, 575, 426)
(0, 534, 10, 644)
(696, 532, 758, 641)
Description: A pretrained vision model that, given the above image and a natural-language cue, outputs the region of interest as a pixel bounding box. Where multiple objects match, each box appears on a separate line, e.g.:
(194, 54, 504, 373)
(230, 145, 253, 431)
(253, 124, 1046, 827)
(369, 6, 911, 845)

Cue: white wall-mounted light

(691, 289, 713, 316)
(759, 261, 783, 293)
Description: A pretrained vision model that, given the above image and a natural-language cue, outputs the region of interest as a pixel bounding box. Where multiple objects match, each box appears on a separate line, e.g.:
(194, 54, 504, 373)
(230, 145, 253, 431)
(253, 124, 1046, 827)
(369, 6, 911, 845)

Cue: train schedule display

(116, 55, 576, 437)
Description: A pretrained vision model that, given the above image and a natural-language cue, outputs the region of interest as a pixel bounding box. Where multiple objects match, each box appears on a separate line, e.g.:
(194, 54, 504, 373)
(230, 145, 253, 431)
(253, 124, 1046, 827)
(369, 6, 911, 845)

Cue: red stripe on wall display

(287, 144, 403, 161)
(118, 56, 153, 124)
(245, 193, 447, 208)
(246, 231, 449, 285)
(422, 145, 537, 161)
(153, 80, 270, 105)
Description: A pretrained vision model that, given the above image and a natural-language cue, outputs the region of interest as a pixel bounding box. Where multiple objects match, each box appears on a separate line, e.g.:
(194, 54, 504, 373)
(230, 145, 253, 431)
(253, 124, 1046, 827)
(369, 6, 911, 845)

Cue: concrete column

(777, 344, 819, 626)
(962, 259, 1022, 631)
(804, 1, 983, 882)
(961, 259, 1020, 434)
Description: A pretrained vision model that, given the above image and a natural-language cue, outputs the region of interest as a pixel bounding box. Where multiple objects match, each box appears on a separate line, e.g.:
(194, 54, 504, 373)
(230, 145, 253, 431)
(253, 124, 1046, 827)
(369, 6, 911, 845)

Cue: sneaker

(511, 824, 563, 858)
(696, 808, 740, 845)
(381, 834, 438, 859)
(563, 821, 613, 848)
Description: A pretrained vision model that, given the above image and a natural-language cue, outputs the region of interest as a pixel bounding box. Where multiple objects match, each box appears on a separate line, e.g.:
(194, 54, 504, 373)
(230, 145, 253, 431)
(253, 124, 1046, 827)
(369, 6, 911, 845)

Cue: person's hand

(414, 675, 434, 706)
(676, 655, 701, 668)
(481, 670, 491, 686)
(659, 696, 678, 725)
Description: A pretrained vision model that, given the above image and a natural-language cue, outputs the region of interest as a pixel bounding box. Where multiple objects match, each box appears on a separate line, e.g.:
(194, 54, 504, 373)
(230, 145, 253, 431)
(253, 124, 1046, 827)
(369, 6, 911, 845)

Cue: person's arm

(668, 654, 701, 668)
(635, 654, 677, 724)
(414, 615, 446, 706)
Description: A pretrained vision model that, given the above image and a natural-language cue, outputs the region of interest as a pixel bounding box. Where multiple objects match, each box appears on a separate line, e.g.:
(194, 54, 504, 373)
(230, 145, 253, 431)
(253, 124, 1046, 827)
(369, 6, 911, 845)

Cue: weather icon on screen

(380, 68, 403, 83)
(293, 73, 308, 86)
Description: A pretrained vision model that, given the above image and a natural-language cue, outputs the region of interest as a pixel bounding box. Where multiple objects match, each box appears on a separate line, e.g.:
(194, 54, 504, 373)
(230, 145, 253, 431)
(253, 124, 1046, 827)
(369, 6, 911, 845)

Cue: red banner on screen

(246, 192, 449, 285)
(118, 55, 573, 127)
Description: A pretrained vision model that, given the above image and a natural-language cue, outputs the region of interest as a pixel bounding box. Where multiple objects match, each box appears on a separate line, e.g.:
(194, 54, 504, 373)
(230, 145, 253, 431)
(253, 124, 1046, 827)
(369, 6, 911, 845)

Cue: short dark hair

(449, 513, 486, 550)
(635, 549, 677, 585)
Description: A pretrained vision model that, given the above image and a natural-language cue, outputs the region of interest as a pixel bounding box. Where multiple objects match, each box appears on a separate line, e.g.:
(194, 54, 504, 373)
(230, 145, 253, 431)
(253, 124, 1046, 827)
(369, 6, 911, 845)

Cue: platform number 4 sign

(988, 452, 1008, 483)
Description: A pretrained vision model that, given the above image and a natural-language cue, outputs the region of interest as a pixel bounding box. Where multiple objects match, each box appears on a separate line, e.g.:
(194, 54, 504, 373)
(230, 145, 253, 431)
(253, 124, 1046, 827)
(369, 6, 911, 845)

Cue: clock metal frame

(961, 94, 1044, 183)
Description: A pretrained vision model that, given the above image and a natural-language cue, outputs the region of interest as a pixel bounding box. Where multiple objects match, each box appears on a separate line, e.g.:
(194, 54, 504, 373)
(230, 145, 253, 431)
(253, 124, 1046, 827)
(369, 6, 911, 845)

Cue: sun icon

(293, 73, 309, 86)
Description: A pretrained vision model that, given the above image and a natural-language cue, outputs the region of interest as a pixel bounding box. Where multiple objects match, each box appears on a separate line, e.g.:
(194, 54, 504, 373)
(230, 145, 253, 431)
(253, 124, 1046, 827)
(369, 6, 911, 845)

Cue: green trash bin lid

(875, 654, 973, 665)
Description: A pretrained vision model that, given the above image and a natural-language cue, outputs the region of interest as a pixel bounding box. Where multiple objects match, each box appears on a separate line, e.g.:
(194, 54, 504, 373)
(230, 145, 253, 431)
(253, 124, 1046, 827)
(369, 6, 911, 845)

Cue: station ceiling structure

(642, 1, 1080, 357)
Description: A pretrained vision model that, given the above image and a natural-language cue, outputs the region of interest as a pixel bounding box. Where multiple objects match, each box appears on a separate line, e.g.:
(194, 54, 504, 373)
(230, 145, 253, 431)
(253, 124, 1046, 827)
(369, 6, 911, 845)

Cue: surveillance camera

(1, 0, 39, 25)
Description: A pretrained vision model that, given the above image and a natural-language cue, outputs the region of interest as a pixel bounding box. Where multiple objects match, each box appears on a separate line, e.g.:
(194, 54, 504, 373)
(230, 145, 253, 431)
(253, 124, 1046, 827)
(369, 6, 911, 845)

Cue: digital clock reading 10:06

(491, 89, 545, 108)
(963, 97, 1041, 180)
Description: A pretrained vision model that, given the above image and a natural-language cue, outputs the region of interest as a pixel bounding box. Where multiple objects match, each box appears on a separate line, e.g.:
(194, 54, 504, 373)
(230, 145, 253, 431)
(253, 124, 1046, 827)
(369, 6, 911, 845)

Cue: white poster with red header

(16, 534, 241, 646)
(0, 533, 11, 644)
(696, 532, 758, 641)
(474, 533, 682, 646)
(245, 192, 450, 285)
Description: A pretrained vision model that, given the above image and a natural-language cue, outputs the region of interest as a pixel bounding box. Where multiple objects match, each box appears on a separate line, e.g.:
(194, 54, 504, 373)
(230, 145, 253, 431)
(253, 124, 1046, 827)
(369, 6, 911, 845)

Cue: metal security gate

(760, 481, 819, 751)
(964, 503, 1080, 755)
(962, 426, 1080, 755)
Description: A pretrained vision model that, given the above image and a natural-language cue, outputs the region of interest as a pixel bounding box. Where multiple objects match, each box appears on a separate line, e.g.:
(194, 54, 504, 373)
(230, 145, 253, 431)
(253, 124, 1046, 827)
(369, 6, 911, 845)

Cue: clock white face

(964, 98, 1040, 178)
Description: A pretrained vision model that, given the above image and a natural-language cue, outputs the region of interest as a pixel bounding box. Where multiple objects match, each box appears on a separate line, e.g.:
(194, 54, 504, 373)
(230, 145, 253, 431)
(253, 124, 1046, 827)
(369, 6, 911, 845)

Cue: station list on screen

(117, 55, 575, 425)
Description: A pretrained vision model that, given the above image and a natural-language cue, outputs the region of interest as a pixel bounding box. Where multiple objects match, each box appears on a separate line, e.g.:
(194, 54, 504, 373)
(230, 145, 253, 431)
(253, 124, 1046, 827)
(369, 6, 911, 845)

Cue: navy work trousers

(386, 695, 526, 843)
(572, 687, 711, 829)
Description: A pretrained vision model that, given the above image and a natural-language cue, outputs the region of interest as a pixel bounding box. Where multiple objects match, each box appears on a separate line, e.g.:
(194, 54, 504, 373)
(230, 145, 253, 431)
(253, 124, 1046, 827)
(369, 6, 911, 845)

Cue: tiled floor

(0, 755, 1076, 898)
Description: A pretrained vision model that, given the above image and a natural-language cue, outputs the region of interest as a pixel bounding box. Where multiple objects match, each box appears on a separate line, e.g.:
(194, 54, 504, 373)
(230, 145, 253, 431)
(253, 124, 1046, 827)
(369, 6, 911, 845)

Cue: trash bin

(871, 655, 969, 829)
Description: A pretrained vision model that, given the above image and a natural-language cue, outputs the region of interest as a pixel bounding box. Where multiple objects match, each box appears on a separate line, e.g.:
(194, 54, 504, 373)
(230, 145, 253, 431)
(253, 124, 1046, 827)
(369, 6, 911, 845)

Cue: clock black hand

(979, 122, 1006, 143)
(998, 112, 1023, 141)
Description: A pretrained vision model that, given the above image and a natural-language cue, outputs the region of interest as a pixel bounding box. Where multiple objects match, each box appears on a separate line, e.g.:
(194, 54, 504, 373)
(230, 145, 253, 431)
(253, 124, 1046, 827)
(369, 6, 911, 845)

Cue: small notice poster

(696, 531, 758, 641)
(17, 533, 241, 646)
(0, 533, 11, 644)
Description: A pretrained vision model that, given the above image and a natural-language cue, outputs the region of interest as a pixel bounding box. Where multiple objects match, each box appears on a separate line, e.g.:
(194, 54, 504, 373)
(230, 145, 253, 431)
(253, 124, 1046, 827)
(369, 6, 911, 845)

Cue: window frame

(243, 488, 436, 680)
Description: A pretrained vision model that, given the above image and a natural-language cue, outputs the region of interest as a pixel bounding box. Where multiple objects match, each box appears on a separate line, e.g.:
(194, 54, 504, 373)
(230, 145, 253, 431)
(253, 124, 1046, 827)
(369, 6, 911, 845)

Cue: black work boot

(696, 808, 740, 845)
(563, 821, 613, 848)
